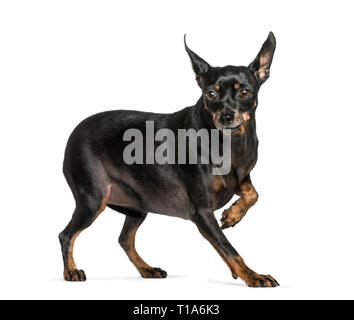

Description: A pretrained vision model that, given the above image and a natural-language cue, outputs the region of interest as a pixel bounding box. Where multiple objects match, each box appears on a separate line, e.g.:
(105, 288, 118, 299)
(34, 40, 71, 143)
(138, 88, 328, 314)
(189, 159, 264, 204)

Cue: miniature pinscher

(59, 32, 278, 287)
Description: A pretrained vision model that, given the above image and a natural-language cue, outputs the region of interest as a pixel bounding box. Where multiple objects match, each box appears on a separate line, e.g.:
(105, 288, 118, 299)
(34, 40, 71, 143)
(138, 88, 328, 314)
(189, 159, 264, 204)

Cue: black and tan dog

(59, 32, 278, 287)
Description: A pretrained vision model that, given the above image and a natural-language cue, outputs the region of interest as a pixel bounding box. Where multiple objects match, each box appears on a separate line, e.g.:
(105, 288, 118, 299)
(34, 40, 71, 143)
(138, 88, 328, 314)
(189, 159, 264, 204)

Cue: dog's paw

(139, 267, 167, 279)
(244, 274, 279, 288)
(220, 206, 244, 229)
(64, 269, 87, 281)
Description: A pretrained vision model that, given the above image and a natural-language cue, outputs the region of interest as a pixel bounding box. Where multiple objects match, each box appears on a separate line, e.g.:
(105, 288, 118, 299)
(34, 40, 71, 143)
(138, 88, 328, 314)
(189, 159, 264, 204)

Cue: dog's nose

(218, 113, 234, 126)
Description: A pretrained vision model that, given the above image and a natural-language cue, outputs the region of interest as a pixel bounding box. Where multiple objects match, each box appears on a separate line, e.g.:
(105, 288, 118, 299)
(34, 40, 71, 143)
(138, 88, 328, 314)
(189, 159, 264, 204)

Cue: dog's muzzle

(214, 110, 244, 132)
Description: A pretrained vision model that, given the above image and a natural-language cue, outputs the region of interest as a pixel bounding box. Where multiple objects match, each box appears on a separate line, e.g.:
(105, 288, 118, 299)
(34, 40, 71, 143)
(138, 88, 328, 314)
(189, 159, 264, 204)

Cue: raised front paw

(220, 206, 245, 229)
(244, 274, 279, 288)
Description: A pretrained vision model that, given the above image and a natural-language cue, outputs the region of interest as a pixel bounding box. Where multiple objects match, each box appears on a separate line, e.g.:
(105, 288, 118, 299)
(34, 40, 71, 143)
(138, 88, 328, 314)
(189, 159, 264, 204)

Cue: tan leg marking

(199, 229, 278, 287)
(227, 256, 278, 287)
(122, 224, 151, 272)
(220, 181, 258, 229)
(64, 184, 111, 280)
(120, 219, 167, 278)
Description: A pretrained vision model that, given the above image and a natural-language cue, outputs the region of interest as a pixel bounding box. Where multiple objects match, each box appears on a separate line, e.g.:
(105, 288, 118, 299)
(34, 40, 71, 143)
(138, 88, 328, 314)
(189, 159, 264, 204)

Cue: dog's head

(185, 32, 276, 133)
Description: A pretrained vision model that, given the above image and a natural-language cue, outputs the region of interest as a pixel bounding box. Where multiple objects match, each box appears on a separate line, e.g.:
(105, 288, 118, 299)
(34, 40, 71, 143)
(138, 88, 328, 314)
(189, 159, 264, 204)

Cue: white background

(0, 0, 353, 300)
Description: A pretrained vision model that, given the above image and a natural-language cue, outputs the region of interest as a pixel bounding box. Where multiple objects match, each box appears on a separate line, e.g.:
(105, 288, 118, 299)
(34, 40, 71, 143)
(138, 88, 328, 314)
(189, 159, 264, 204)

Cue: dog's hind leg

(118, 214, 167, 278)
(59, 184, 111, 281)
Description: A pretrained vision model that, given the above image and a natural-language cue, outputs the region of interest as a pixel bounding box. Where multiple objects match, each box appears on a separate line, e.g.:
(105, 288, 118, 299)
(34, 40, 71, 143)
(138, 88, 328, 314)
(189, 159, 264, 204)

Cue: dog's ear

(248, 32, 276, 85)
(184, 34, 211, 87)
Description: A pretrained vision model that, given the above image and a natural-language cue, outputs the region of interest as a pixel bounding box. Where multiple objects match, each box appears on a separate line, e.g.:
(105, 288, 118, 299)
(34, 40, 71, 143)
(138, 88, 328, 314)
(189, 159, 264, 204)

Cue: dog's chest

(212, 135, 258, 209)
(233, 143, 258, 183)
(233, 126, 258, 179)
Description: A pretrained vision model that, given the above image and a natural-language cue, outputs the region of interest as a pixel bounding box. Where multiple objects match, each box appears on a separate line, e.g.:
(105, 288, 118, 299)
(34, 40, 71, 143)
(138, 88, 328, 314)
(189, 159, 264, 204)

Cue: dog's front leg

(221, 175, 258, 229)
(191, 208, 278, 287)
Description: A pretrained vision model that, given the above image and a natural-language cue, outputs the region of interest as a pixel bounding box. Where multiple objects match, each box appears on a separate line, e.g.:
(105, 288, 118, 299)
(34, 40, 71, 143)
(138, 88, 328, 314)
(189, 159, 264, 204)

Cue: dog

(59, 32, 278, 287)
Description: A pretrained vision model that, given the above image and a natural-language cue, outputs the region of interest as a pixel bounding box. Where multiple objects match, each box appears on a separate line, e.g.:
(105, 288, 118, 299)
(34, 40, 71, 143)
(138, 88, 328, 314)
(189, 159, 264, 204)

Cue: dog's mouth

(213, 119, 243, 132)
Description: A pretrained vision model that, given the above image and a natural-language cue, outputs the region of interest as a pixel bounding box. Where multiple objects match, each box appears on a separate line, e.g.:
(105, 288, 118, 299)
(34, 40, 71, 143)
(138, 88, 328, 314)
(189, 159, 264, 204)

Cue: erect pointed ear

(249, 32, 276, 85)
(184, 34, 211, 87)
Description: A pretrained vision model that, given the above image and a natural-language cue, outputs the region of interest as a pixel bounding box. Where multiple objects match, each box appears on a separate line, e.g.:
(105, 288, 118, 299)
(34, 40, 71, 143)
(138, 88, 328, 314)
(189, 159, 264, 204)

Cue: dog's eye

(206, 90, 217, 101)
(239, 89, 252, 99)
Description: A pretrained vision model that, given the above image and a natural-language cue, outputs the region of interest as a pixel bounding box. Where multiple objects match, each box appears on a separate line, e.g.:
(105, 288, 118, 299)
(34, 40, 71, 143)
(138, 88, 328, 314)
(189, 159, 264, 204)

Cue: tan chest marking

(213, 175, 227, 192)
